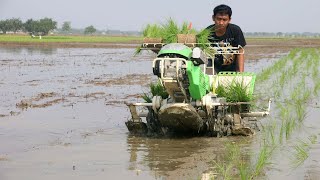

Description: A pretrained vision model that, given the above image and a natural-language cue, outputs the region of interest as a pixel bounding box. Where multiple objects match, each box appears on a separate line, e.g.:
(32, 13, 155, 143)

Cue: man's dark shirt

(206, 23, 246, 72)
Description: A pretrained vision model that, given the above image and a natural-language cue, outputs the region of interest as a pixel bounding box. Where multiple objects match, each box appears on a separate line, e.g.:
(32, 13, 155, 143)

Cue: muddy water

(0, 46, 318, 179)
(0, 47, 238, 180)
(259, 103, 320, 180)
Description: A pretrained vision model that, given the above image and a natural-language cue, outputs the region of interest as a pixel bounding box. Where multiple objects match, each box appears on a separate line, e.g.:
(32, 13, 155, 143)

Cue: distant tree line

(0, 18, 98, 35)
(0, 17, 57, 36)
(60, 22, 96, 34)
(1, 17, 319, 37)
(244, 32, 320, 38)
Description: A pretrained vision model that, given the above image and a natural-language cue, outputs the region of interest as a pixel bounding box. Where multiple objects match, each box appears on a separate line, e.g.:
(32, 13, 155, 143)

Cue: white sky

(1, 0, 319, 33)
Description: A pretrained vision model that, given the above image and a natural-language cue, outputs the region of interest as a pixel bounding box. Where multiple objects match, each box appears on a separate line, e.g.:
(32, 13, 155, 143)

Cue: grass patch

(0, 34, 142, 43)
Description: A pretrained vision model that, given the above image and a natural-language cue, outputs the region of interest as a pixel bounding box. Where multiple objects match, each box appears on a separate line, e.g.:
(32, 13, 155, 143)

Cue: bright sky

(1, 0, 319, 33)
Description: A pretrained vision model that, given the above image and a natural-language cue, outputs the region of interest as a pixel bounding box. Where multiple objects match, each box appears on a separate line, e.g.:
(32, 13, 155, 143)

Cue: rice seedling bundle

(140, 18, 211, 45)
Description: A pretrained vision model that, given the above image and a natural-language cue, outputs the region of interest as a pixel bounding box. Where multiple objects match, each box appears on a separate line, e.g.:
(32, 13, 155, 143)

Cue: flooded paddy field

(0, 39, 320, 179)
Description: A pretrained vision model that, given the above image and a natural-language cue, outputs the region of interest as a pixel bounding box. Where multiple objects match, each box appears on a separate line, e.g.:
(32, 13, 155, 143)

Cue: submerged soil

(0, 38, 319, 180)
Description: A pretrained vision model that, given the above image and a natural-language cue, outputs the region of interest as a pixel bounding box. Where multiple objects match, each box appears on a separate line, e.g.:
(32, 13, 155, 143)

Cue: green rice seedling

(276, 101, 289, 120)
(279, 71, 288, 88)
(305, 56, 313, 72)
(307, 48, 317, 68)
(225, 142, 241, 162)
(142, 24, 163, 38)
(134, 45, 142, 56)
(196, 28, 218, 57)
(282, 67, 294, 84)
(268, 121, 277, 146)
(216, 85, 227, 98)
(287, 48, 299, 59)
(249, 47, 318, 177)
(292, 59, 299, 76)
(256, 53, 291, 83)
(313, 78, 320, 96)
(276, 101, 293, 142)
(308, 135, 317, 144)
(274, 88, 281, 99)
(150, 81, 169, 99)
(196, 28, 211, 45)
(273, 56, 289, 72)
(161, 18, 180, 43)
(216, 79, 253, 102)
(180, 21, 189, 34)
(299, 49, 309, 60)
(301, 73, 307, 87)
(285, 118, 296, 140)
(290, 85, 302, 102)
(260, 122, 276, 146)
(141, 92, 152, 103)
(141, 81, 169, 102)
(140, 18, 198, 45)
(291, 86, 308, 123)
(256, 67, 273, 82)
(178, 21, 197, 35)
(238, 160, 250, 180)
(295, 103, 306, 123)
(312, 50, 320, 67)
(252, 143, 272, 177)
(213, 161, 233, 180)
(312, 65, 319, 81)
(279, 117, 285, 143)
(301, 89, 311, 103)
(291, 139, 310, 168)
(211, 142, 248, 180)
(134, 24, 163, 55)
(262, 128, 269, 145)
(260, 123, 268, 140)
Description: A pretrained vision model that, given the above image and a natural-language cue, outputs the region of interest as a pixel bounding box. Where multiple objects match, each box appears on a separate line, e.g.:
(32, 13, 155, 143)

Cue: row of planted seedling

(211, 48, 320, 179)
(254, 47, 320, 175)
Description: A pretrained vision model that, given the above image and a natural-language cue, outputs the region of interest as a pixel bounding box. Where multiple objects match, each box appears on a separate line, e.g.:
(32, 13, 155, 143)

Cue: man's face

(213, 13, 231, 30)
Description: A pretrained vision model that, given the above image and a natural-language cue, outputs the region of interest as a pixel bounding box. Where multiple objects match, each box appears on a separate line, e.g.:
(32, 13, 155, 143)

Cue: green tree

(23, 18, 57, 35)
(276, 32, 283, 37)
(24, 19, 38, 35)
(84, 25, 96, 35)
(0, 19, 11, 34)
(62, 21, 71, 32)
(38, 18, 57, 35)
(8, 18, 23, 33)
(0, 20, 8, 34)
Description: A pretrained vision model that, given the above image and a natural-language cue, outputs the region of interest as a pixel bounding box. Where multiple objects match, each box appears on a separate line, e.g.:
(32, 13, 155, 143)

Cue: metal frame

(153, 57, 189, 102)
(141, 42, 244, 55)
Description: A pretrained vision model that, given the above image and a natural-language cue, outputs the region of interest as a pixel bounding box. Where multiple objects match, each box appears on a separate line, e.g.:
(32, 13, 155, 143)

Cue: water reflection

(1, 47, 23, 54)
(24, 47, 57, 55)
(126, 135, 253, 179)
(0, 47, 57, 55)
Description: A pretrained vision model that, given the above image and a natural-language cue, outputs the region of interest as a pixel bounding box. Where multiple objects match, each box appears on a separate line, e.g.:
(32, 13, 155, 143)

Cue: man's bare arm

(237, 48, 244, 72)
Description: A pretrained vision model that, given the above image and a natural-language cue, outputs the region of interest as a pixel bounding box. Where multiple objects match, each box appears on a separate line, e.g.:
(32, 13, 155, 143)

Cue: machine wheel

(146, 108, 163, 136)
(207, 116, 216, 137)
(226, 124, 232, 136)
(216, 117, 224, 137)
